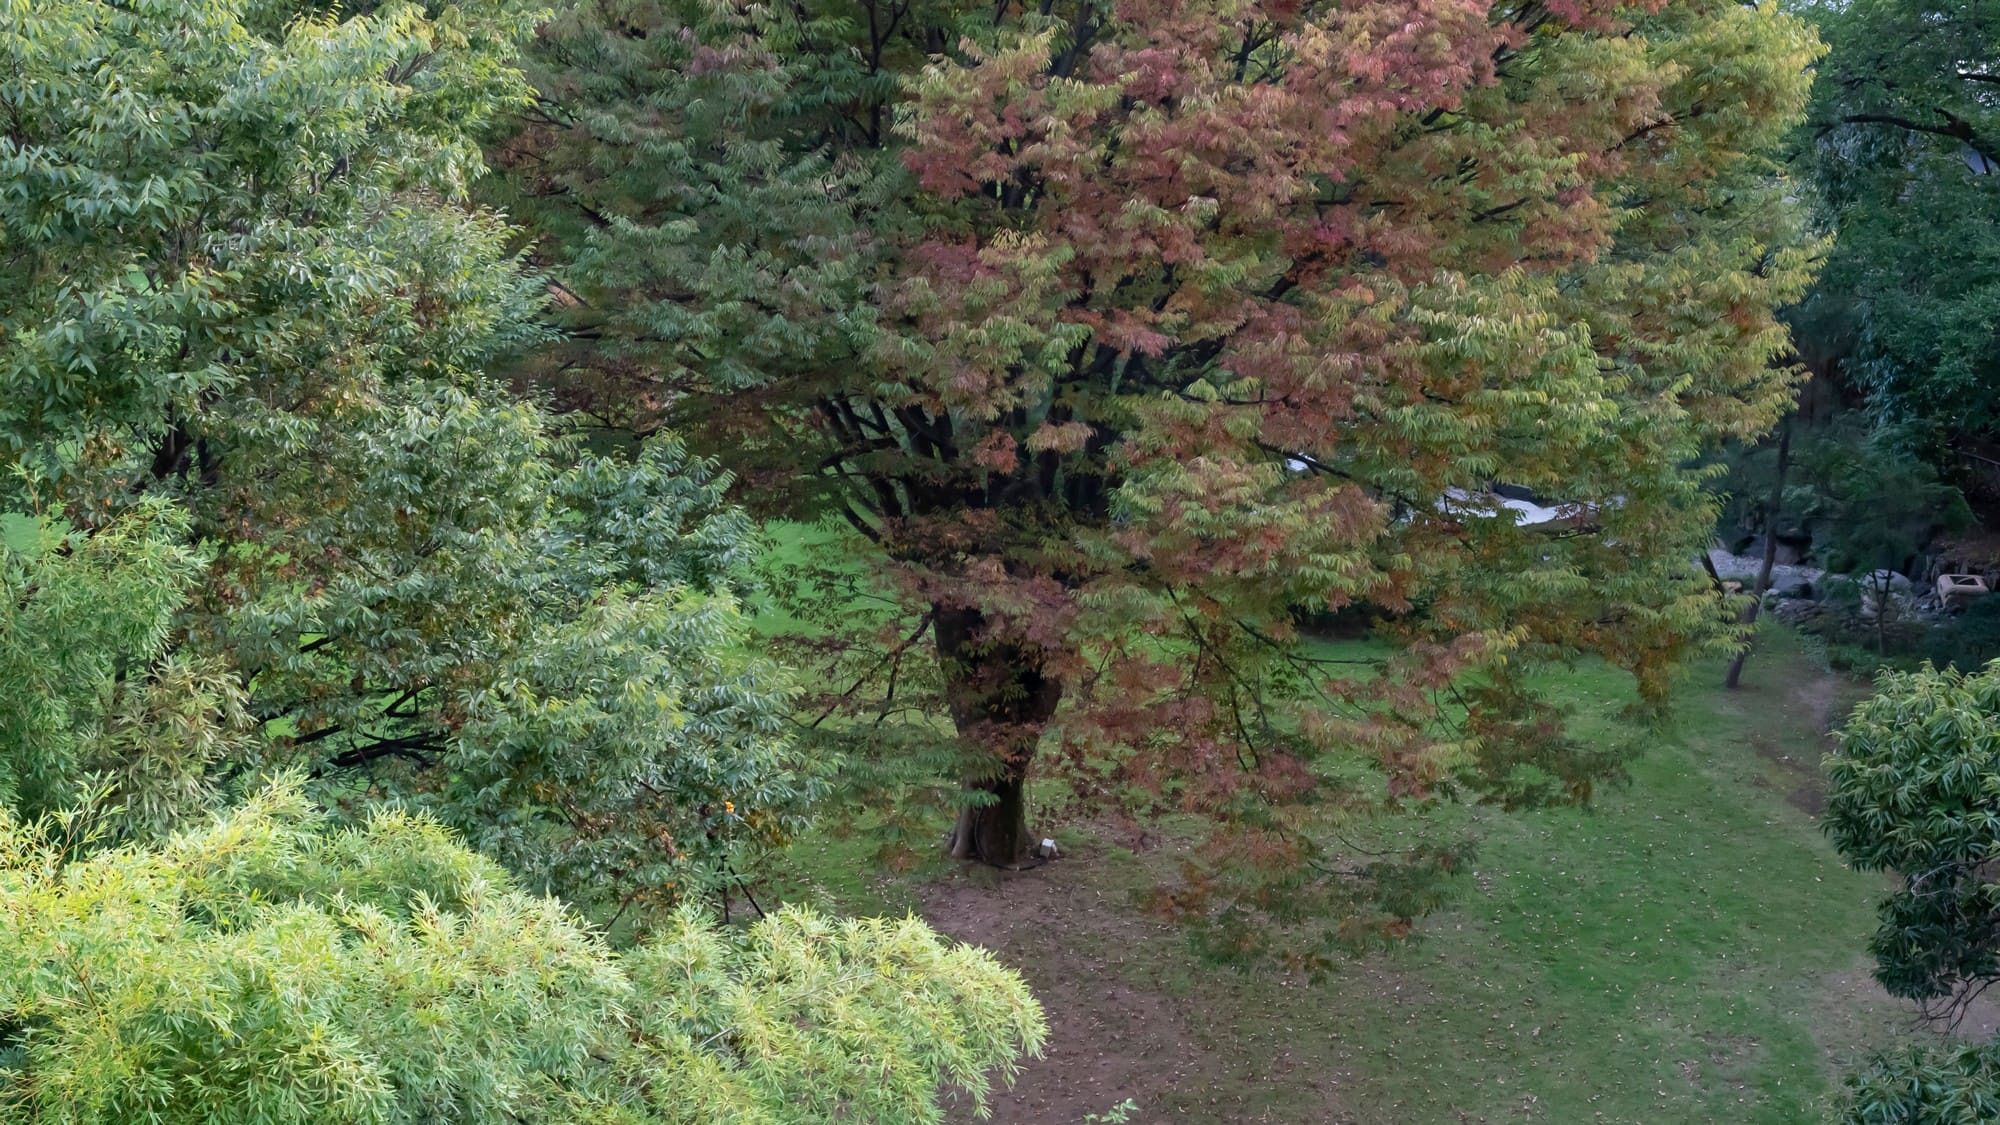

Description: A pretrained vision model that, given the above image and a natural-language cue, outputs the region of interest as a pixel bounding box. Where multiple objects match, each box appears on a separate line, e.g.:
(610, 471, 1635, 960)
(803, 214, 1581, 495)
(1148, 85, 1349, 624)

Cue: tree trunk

(1726, 418, 1791, 689)
(935, 605, 1062, 869)
(1873, 572, 1891, 656)
(948, 768, 1032, 868)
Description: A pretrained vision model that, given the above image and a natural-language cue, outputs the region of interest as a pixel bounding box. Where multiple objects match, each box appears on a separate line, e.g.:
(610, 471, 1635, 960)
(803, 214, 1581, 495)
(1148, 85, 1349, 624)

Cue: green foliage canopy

(0, 0, 814, 920)
(1828, 662, 2000, 1009)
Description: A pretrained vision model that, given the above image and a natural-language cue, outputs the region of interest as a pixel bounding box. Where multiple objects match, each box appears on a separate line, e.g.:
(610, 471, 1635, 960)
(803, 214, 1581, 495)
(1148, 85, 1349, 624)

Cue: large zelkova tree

(499, 0, 1821, 927)
(0, 0, 816, 921)
(0, 781, 1045, 1123)
(1794, 0, 2000, 437)
(1825, 662, 2000, 1123)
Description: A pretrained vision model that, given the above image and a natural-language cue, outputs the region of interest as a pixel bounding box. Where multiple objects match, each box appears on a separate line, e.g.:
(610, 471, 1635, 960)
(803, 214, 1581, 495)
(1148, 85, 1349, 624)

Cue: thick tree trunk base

(932, 604, 1059, 871)
(946, 771, 1034, 869)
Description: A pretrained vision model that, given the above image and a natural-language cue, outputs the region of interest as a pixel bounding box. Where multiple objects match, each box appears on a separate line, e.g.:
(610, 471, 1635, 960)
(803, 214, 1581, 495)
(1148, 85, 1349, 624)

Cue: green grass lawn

(1293, 635, 1895, 1123)
(770, 625, 1924, 1123)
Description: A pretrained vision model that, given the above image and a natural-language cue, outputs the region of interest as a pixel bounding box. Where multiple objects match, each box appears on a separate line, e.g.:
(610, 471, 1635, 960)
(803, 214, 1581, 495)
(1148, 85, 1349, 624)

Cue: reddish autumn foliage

(499, 0, 1821, 960)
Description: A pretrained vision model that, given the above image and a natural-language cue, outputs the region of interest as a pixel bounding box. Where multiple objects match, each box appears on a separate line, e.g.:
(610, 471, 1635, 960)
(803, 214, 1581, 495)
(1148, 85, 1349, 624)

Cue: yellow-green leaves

(0, 783, 1044, 1123)
(0, 501, 237, 833)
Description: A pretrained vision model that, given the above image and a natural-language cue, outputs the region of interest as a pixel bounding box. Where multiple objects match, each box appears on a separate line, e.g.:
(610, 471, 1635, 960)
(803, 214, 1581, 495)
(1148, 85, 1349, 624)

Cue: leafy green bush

(1839, 1041, 2000, 1124)
(0, 782, 1045, 1123)
(1824, 662, 2000, 1121)
(0, 503, 247, 837)
(1926, 598, 2000, 673)
(1826, 663, 2000, 1007)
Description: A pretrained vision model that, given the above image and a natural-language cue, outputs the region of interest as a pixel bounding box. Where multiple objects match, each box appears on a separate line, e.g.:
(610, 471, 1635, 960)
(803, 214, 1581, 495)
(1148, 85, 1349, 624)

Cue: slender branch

(1839, 110, 2000, 165)
(325, 736, 444, 769)
(806, 610, 937, 728)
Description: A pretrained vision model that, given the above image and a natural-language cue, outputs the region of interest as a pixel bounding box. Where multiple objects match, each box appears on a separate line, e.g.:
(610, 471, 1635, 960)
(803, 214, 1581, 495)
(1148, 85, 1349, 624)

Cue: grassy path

(776, 631, 1929, 1123)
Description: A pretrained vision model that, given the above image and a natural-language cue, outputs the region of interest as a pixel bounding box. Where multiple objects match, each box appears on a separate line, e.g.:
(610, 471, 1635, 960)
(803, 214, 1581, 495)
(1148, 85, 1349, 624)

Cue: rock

(1868, 569, 1914, 591)
(1770, 598, 1822, 625)
(1706, 549, 1827, 599)
(1726, 538, 1806, 567)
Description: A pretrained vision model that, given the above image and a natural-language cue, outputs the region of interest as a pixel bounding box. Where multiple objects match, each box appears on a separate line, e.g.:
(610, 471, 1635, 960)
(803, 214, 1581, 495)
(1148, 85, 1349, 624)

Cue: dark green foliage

(1719, 419, 1969, 658)
(1795, 0, 2000, 435)
(1787, 423, 1971, 577)
(1841, 1041, 2000, 1124)
(0, 0, 815, 923)
(1928, 598, 2000, 672)
(1719, 419, 1967, 576)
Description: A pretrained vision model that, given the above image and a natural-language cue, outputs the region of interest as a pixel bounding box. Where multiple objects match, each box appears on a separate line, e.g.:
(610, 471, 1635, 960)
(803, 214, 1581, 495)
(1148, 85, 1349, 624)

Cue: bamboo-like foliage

(0, 503, 249, 837)
(0, 782, 1044, 1123)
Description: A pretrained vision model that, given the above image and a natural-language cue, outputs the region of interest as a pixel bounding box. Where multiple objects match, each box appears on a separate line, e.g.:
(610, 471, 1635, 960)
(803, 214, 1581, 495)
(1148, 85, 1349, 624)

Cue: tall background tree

(1794, 0, 2000, 443)
(498, 0, 1822, 952)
